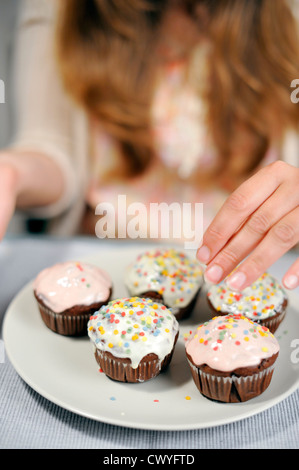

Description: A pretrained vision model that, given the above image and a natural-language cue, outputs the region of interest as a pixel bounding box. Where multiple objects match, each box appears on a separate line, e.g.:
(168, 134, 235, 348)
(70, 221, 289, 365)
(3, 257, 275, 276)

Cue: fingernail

(205, 265, 223, 284)
(197, 245, 211, 263)
(283, 274, 298, 290)
(226, 272, 247, 291)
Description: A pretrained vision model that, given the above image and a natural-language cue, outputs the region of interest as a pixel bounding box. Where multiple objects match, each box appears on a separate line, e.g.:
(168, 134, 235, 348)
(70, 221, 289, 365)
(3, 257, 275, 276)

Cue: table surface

(0, 235, 298, 449)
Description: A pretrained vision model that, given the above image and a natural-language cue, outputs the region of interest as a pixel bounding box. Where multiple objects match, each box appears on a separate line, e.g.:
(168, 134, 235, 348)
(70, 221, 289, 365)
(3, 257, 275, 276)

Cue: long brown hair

(56, 0, 299, 182)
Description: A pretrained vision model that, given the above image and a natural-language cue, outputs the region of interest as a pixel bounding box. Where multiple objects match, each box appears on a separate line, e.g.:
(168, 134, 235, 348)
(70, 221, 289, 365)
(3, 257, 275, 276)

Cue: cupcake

(207, 273, 288, 333)
(87, 297, 179, 383)
(185, 314, 280, 403)
(124, 248, 204, 321)
(33, 261, 112, 336)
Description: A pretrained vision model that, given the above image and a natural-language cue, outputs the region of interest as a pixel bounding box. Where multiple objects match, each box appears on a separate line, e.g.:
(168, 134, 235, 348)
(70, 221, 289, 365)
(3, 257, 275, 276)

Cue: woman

(1, 0, 299, 291)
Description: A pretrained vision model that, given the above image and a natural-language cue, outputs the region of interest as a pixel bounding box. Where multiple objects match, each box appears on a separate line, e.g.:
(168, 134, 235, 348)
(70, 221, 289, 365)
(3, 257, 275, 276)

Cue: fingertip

(204, 264, 224, 284)
(226, 271, 247, 291)
(283, 274, 299, 290)
(197, 245, 211, 264)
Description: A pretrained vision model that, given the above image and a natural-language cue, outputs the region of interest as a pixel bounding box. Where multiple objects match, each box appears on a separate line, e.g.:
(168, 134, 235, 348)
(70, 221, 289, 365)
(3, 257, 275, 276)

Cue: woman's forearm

(0, 149, 65, 210)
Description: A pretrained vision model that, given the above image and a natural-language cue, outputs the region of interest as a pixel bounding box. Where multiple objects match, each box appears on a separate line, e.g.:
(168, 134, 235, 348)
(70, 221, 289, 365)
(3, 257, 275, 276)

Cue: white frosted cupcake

(207, 273, 288, 333)
(124, 248, 204, 320)
(88, 297, 179, 383)
(33, 261, 112, 336)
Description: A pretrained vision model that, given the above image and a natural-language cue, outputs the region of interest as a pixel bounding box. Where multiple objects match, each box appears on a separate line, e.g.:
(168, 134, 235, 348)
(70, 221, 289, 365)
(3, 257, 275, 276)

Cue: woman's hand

(197, 161, 299, 291)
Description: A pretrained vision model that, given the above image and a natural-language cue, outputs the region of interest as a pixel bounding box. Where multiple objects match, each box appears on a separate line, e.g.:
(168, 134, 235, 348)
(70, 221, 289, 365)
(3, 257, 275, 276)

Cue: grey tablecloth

(0, 236, 298, 449)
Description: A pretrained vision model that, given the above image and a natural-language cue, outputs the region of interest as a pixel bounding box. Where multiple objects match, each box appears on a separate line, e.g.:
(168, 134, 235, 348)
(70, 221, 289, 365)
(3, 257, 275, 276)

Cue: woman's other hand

(0, 150, 64, 239)
(197, 161, 299, 291)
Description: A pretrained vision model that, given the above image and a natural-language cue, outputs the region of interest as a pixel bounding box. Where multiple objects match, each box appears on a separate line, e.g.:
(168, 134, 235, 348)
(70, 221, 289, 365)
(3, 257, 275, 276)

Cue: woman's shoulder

(18, 0, 57, 25)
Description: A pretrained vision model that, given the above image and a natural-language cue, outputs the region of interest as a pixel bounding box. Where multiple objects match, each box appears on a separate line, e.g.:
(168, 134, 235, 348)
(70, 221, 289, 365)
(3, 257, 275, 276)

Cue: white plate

(3, 245, 299, 431)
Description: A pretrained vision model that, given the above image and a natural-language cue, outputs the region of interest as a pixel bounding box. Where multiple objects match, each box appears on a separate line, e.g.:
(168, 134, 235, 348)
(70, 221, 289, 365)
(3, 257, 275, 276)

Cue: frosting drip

(34, 261, 112, 313)
(207, 273, 287, 320)
(88, 297, 179, 368)
(186, 314, 280, 372)
(124, 248, 204, 308)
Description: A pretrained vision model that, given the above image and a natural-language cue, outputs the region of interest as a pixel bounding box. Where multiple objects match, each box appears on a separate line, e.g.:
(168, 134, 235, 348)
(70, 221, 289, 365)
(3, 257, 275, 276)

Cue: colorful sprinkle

(207, 272, 286, 322)
(87, 296, 179, 370)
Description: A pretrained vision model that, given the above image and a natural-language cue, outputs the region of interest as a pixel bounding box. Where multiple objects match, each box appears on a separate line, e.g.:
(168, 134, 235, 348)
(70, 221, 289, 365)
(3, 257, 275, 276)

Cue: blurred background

(0, 0, 18, 149)
(2, 0, 299, 238)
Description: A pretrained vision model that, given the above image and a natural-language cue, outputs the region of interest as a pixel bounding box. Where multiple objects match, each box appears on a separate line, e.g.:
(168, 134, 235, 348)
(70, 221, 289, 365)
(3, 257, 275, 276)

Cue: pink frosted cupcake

(185, 314, 280, 403)
(33, 261, 112, 336)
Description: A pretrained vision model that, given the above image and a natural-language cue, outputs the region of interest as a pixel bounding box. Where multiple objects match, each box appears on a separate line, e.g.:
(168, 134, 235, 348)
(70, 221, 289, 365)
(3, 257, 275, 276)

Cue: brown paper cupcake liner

(34, 289, 112, 336)
(187, 359, 277, 403)
(36, 301, 94, 336)
(94, 333, 178, 383)
(259, 309, 287, 334)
